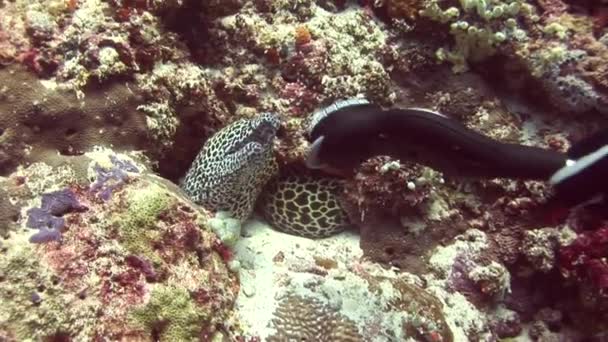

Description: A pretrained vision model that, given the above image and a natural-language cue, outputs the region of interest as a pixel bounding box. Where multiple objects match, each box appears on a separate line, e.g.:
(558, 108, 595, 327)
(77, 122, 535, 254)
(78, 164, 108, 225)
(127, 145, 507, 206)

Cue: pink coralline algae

(559, 226, 608, 296)
(279, 81, 321, 116)
(125, 254, 159, 282)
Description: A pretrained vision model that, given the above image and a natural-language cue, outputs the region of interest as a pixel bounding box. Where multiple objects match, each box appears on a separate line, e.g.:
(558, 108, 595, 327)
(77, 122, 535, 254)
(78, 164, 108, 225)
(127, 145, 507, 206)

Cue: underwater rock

(232, 220, 455, 341)
(0, 0, 231, 180)
(0, 66, 149, 176)
(0, 149, 238, 341)
(0, 178, 25, 239)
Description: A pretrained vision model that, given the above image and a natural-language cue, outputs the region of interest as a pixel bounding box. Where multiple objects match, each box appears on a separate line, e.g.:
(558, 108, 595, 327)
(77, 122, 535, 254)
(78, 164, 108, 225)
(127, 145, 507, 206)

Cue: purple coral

(447, 254, 478, 296)
(90, 155, 140, 201)
(26, 188, 86, 244)
(26, 208, 65, 231)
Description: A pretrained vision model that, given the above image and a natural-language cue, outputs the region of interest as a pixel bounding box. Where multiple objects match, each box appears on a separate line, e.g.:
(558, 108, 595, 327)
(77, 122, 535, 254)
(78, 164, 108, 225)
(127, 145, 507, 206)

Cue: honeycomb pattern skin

(259, 173, 350, 238)
(181, 112, 280, 221)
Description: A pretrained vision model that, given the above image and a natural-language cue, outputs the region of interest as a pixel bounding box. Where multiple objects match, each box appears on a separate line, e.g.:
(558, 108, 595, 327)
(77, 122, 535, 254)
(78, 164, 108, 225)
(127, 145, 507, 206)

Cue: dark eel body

(307, 101, 567, 180)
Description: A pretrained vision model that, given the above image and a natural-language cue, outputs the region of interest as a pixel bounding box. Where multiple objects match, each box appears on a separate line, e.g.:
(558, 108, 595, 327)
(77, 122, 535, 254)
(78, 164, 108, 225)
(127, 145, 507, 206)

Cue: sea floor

(232, 219, 485, 341)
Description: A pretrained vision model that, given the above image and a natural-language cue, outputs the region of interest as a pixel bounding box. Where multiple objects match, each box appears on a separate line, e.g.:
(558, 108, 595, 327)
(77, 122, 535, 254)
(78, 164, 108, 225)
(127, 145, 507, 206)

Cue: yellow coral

(420, 0, 534, 72)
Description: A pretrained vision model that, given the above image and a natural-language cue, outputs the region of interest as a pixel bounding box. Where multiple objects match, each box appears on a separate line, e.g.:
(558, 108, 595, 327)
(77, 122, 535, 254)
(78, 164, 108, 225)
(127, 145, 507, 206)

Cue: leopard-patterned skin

(258, 173, 351, 238)
(181, 112, 280, 221)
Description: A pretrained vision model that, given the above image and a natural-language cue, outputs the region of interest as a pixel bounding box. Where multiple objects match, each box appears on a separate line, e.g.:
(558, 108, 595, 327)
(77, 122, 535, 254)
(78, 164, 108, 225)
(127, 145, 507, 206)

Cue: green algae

(131, 285, 209, 341)
(0, 232, 97, 341)
(115, 181, 173, 263)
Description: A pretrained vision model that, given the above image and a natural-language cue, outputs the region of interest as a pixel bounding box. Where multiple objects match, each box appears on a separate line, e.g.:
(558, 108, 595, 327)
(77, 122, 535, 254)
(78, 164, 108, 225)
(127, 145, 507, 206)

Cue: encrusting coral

(0, 66, 149, 176)
(267, 294, 364, 341)
(25, 188, 87, 243)
(0, 149, 238, 341)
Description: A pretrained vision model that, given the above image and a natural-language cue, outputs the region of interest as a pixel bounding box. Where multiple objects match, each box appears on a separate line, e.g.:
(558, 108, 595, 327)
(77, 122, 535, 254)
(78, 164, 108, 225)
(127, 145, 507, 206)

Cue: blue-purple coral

(90, 155, 140, 201)
(26, 189, 86, 243)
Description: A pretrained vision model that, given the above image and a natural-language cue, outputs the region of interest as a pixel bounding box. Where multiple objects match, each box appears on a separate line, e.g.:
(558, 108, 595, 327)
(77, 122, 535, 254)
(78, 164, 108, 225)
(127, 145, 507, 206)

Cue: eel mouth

(305, 136, 325, 170)
(226, 120, 278, 155)
(248, 120, 279, 146)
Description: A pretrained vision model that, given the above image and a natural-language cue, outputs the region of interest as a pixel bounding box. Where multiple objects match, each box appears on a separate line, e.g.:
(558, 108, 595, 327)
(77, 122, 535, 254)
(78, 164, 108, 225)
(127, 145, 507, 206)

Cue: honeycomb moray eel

(306, 98, 568, 180)
(257, 171, 351, 239)
(181, 112, 280, 221)
(181, 112, 350, 239)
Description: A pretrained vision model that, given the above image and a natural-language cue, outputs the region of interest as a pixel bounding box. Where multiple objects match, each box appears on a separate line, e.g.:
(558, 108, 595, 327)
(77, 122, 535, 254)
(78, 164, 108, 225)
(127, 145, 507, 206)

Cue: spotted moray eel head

(181, 112, 280, 221)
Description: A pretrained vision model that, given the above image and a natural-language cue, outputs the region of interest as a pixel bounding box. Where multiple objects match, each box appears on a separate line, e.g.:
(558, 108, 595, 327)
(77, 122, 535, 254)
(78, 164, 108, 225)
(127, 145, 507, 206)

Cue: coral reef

(419, 0, 533, 73)
(559, 225, 608, 296)
(0, 66, 149, 176)
(2, 0, 608, 339)
(374, 0, 608, 117)
(0, 149, 237, 341)
(0, 177, 27, 239)
(232, 221, 455, 341)
(429, 229, 510, 305)
(343, 156, 460, 270)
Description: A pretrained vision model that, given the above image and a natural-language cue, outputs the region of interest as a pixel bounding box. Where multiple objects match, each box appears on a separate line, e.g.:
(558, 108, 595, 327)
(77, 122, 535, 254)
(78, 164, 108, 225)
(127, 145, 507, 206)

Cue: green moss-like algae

(131, 285, 209, 341)
(115, 181, 173, 263)
(0, 232, 98, 341)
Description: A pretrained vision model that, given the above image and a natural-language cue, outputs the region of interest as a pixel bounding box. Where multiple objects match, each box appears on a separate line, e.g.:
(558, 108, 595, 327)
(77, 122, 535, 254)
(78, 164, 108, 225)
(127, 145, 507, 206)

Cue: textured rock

(0, 66, 148, 176)
(0, 149, 238, 341)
